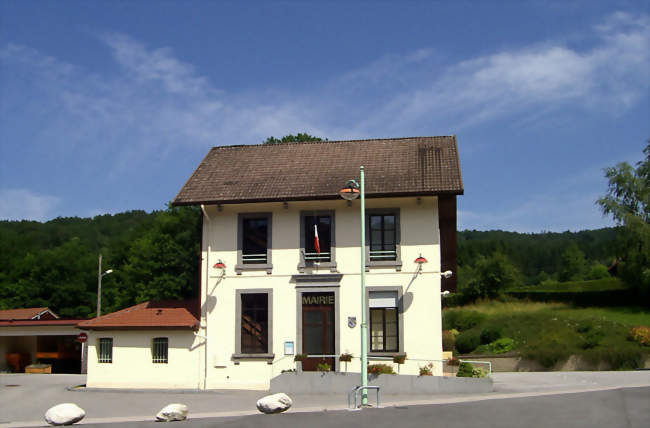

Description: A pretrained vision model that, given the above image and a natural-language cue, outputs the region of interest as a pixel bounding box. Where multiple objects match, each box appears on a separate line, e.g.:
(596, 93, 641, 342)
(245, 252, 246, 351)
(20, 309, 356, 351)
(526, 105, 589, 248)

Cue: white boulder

(44, 403, 85, 426)
(155, 403, 189, 422)
(256, 393, 293, 414)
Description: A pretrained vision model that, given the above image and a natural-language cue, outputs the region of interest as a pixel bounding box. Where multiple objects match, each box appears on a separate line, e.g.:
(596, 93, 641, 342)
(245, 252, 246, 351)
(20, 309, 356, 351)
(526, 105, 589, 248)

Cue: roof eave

(173, 189, 464, 207)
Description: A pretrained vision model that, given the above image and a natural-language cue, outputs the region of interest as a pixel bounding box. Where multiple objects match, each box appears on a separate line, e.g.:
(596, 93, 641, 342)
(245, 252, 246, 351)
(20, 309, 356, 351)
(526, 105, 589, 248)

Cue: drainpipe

(200, 204, 210, 390)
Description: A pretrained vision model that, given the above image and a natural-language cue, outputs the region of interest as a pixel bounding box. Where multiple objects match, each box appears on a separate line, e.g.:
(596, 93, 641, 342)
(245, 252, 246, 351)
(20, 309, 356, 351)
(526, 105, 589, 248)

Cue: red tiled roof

(173, 136, 463, 206)
(0, 307, 59, 321)
(77, 300, 200, 330)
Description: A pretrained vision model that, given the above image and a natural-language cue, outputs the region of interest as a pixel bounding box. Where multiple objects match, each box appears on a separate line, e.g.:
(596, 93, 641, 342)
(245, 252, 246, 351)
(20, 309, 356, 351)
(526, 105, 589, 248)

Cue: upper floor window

(243, 217, 268, 263)
(366, 209, 402, 270)
(97, 337, 113, 363)
(152, 337, 168, 364)
(236, 213, 272, 274)
(369, 214, 396, 261)
(299, 211, 337, 272)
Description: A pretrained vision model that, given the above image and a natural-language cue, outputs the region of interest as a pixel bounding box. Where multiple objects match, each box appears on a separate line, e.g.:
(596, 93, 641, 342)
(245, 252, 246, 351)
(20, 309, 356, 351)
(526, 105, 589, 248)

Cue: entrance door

(301, 292, 335, 371)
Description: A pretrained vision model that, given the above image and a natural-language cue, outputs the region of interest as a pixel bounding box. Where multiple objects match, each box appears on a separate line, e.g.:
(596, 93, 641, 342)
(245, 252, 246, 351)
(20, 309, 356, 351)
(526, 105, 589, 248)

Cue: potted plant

(339, 352, 353, 373)
(393, 353, 407, 373)
(294, 353, 308, 372)
(317, 362, 331, 372)
(419, 363, 433, 376)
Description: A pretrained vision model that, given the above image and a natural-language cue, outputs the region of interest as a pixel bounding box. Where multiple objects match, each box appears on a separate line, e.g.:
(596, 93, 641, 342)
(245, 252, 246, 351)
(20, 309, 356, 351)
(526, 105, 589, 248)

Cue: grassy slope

(507, 278, 627, 293)
(443, 301, 650, 369)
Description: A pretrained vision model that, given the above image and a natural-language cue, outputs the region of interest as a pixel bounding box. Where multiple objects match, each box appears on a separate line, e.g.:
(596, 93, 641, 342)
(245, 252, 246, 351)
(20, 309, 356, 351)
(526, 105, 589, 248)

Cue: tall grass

(443, 300, 650, 370)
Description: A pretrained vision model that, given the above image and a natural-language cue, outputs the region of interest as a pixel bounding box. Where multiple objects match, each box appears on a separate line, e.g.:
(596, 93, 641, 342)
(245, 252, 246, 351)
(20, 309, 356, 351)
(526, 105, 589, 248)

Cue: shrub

(419, 363, 433, 376)
(489, 337, 515, 354)
(480, 326, 503, 344)
(472, 367, 489, 378)
(456, 362, 474, 377)
(317, 362, 331, 372)
(629, 326, 650, 346)
(368, 364, 395, 375)
(602, 348, 645, 370)
(294, 353, 308, 362)
(442, 330, 456, 351)
(522, 341, 571, 368)
(339, 353, 353, 362)
(443, 310, 486, 331)
(456, 330, 481, 354)
(393, 353, 407, 364)
(580, 329, 605, 349)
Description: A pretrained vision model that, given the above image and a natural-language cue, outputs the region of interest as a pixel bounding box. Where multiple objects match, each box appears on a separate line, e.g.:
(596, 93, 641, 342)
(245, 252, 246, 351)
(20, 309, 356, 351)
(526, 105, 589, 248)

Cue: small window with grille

(152, 337, 169, 364)
(97, 338, 113, 363)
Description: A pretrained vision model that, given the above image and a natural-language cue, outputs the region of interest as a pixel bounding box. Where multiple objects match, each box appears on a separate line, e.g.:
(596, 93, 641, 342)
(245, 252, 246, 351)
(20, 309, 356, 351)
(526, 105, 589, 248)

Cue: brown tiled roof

(0, 307, 59, 321)
(77, 300, 199, 330)
(173, 136, 463, 206)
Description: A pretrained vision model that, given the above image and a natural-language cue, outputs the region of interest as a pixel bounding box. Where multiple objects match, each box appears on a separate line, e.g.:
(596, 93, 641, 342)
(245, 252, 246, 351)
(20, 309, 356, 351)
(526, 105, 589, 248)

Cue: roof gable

(173, 136, 463, 206)
(0, 307, 59, 321)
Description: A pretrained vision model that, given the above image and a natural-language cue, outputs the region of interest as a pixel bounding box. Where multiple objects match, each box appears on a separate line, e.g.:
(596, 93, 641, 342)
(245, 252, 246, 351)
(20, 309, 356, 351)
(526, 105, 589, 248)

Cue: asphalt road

(80, 387, 650, 428)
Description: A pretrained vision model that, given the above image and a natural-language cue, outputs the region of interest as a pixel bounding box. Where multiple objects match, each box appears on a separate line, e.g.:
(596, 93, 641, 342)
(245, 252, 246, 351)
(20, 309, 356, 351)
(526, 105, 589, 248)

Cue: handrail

(348, 385, 380, 410)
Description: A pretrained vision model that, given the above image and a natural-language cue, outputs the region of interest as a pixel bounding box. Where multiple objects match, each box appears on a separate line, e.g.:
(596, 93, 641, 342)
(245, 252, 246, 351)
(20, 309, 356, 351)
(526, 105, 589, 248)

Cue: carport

(0, 307, 86, 374)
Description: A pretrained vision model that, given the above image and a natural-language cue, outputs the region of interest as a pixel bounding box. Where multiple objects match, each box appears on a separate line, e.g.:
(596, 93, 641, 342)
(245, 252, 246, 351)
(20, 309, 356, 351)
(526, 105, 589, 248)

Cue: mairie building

(79, 137, 464, 390)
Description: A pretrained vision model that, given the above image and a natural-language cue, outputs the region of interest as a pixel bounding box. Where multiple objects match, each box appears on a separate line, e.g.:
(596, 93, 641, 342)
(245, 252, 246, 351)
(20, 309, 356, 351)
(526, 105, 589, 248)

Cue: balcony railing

(304, 251, 331, 262)
(242, 253, 267, 264)
(369, 249, 397, 261)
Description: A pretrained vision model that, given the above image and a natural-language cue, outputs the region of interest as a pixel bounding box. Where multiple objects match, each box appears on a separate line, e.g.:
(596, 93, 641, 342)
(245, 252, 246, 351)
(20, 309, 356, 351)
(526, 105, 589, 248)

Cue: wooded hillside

(0, 208, 620, 317)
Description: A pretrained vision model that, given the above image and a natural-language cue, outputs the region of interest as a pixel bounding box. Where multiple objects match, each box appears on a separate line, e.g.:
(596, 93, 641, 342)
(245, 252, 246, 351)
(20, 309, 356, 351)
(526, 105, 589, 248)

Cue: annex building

(80, 137, 463, 390)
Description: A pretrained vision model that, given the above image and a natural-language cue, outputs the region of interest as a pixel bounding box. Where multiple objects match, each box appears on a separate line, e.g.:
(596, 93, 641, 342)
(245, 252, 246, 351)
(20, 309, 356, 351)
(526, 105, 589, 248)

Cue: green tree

(118, 205, 201, 308)
(597, 140, 650, 297)
(558, 243, 587, 282)
(462, 252, 521, 300)
(263, 133, 324, 144)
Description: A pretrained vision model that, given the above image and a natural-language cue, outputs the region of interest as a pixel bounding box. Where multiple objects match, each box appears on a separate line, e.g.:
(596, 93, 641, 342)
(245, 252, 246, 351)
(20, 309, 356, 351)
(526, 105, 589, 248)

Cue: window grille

(98, 338, 113, 363)
(152, 337, 169, 364)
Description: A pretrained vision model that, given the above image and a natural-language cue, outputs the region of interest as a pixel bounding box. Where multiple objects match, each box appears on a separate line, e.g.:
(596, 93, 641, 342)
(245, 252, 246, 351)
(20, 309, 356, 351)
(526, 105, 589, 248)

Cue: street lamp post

(339, 166, 368, 406)
(97, 254, 113, 317)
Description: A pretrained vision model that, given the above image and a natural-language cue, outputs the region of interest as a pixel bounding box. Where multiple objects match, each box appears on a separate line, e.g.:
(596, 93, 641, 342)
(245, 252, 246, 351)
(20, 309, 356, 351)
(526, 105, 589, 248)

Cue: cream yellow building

(82, 137, 463, 390)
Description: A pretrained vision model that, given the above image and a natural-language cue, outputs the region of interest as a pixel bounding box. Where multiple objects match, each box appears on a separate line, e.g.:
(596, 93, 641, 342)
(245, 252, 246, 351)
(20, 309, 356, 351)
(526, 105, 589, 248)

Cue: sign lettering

(302, 295, 335, 305)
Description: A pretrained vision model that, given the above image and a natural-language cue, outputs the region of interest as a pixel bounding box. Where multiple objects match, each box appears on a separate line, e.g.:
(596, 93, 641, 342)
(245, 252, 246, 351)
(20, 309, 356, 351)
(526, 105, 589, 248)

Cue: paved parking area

(1, 371, 649, 427)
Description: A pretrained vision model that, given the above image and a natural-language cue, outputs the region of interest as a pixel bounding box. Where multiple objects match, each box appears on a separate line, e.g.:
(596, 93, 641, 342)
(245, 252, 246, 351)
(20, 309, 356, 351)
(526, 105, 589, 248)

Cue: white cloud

(342, 11, 650, 132)
(0, 189, 61, 222)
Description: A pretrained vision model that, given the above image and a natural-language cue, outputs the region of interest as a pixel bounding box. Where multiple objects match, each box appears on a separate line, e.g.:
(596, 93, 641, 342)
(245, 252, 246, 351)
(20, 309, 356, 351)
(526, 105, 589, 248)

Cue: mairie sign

(302, 294, 335, 305)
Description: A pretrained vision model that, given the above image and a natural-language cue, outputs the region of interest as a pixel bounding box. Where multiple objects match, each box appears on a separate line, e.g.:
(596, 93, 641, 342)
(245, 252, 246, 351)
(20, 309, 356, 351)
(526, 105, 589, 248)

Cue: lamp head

(339, 179, 360, 201)
(441, 270, 453, 279)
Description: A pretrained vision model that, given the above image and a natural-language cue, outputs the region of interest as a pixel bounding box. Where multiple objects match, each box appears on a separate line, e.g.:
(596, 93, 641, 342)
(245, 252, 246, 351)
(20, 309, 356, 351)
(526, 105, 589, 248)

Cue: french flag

(314, 224, 321, 254)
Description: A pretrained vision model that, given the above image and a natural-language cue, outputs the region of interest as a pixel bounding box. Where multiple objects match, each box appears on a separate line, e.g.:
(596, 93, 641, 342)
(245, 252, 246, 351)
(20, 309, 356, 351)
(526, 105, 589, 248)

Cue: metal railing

(369, 249, 396, 260)
(242, 253, 267, 263)
(458, 359, 492, 375)
(304, 252, 331, 262)
(348, 385, 380, 410)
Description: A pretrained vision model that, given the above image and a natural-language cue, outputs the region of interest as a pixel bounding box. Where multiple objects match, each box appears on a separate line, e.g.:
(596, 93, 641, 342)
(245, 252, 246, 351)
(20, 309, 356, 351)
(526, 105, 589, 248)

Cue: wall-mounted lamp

(441, 270, 453, 279)
(414, 254, 428, 265)
(214, 260, 226, 270)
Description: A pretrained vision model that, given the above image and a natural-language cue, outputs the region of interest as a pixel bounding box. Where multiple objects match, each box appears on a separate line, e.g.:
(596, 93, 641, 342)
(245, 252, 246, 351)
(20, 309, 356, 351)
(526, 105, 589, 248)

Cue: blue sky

(1, 0, 648, 232)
